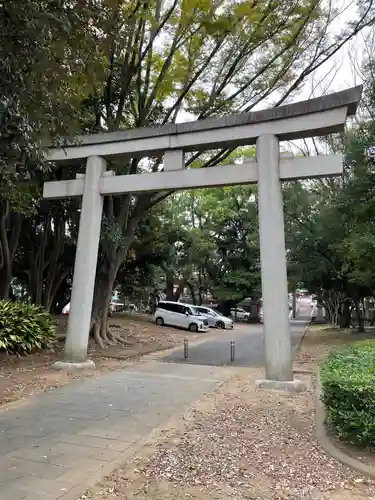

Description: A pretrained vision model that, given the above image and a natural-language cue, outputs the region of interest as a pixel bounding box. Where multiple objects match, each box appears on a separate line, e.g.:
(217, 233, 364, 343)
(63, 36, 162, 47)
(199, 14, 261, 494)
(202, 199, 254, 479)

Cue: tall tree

(58, 0, 375, 344)
(285, 50, 375, 329)
(116, 181, 261, 311)
(0, 0, 107, 298)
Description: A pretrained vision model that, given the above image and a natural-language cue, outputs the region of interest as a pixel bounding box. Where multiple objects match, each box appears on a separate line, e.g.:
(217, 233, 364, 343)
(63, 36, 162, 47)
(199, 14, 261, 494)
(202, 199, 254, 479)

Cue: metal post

(230, 340, 235, 363)
(184, 338, 189, 360)
(292, 292, 297, 319)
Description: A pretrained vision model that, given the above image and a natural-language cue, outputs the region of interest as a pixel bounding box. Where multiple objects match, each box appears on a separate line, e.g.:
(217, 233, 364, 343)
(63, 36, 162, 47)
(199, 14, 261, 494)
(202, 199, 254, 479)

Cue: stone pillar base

(52, 360, 96, 373)
(255, 378, 306, 393)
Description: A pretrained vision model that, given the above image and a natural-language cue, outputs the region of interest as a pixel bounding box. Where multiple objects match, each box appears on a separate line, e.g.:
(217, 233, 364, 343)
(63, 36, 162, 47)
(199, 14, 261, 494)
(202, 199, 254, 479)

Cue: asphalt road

(163, 305, 310, 368)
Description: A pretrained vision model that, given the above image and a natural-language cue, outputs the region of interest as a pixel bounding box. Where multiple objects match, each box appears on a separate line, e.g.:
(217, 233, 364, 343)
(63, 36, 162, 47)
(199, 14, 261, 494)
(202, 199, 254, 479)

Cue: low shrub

(321, 341, 375, 449)
(0, 300, 55, 354)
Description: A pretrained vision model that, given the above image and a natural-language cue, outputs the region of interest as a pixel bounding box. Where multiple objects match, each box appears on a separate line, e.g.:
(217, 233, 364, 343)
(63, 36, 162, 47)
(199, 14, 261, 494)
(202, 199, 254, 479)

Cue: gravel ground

(83, 369, 375, 500)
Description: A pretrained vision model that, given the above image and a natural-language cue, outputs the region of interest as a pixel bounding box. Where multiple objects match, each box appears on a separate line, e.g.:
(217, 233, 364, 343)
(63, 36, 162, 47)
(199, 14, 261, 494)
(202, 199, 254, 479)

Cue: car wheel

(189, 323, 198, 332)
(216, 321, 225, 329)
(155, 317, 164, 326)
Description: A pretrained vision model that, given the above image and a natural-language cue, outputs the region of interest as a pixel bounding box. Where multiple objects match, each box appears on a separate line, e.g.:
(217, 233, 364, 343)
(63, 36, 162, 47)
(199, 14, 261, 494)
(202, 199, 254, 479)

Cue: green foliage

(198, 184, 261, 300)
(121, 164, 261, 303)
(321, 341, 375, 448)
(0, 301, 55, 354)
(1, 0, 373, 321)
(0, 0, 106, 182)
(101, 216, 129, 249)
(285, 55, 375, 310)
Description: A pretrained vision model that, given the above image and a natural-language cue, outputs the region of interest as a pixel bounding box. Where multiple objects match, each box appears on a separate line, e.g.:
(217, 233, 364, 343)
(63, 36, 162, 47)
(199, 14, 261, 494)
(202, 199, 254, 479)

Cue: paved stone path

(0, 361, 233, 500)
(0, 303, 310, 500)
(163, 319, 309, 367)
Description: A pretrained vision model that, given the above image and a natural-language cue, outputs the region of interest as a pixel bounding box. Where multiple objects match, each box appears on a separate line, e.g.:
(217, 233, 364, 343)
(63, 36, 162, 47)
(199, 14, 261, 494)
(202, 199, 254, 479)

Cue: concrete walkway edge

(315, 370, 375, 479)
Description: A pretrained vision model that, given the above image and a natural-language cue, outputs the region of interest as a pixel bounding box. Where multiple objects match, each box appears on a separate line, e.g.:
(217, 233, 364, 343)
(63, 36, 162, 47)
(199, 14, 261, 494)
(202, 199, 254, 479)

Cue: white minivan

(154, 301, 209, 332)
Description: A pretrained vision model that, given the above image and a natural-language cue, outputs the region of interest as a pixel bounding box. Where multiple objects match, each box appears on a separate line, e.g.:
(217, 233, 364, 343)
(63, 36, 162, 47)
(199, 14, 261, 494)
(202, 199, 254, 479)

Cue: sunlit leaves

(89, 0, 364, 131)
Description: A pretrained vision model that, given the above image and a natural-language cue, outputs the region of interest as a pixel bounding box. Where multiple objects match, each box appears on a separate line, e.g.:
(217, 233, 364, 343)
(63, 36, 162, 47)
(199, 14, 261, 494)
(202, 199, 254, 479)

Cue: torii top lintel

(47, 86, 362, 163)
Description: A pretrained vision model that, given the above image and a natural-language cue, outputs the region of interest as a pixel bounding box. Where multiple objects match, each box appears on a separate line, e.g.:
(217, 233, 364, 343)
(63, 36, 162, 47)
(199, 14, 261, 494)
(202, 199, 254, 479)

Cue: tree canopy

(2, 0, 375, 344)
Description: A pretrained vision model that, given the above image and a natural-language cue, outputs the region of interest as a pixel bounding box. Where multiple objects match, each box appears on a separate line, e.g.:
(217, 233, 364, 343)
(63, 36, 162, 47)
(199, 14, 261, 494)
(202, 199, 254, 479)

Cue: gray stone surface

(257, 133, 292, 381)
(51, 85, 361, 148)
(0, 361, 230, 500)
(255, 378, 306, 392)
(62, 156, 107, 363)
(52, 360, 96, 372)
(162, 320, 308, 368)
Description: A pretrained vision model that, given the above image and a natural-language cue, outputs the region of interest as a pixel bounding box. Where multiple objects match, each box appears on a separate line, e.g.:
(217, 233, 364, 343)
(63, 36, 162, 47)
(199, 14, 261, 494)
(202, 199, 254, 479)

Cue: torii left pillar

(54, 155, 106, 370)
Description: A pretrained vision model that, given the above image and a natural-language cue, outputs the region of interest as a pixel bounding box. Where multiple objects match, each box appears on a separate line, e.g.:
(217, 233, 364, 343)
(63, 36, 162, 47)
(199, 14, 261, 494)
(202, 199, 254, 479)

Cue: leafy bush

(0, 300, 55, 354)
(321, 341, 375, 448)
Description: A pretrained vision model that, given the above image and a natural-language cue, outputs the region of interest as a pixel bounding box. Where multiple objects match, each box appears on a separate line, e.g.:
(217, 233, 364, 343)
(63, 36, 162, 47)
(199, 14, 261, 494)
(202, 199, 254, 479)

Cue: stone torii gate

(44, 86, 361, 391)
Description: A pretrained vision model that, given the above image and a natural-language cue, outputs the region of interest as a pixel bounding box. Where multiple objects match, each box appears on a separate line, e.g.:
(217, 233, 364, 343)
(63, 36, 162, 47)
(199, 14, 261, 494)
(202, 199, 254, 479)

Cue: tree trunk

(88, 196, 153, 347)
(29, 261, 43, 305)
(321, 291, 344, 326)
(371, 310, 375, 327)
(173, 280, 185, 301)
(198, 271, 204, 305)
(27, 215, 49, 305)
(363, 298, 369, 323)
(355, 300, 365, 333)
(339, 299, 351, 328)
(187, 282, 197, 305)
(44, 269, 69, 311)
(42, 218, 66, 310)
(0, 201, 11, 299)
(90, 269, 111, 348)
(165, 273, 174, 301)
(0, 205, 22, 299)
(90, 256, 131, 349)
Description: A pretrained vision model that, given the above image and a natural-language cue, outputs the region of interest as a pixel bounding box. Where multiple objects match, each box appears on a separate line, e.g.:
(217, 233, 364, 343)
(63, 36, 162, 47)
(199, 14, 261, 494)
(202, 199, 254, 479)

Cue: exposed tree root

(108, 329, 131, 346)
(100, 324, 110, 344)
(93, 321, 105, 350)
(113, 335, 131, 346)
(59, 316, 132, 351)
(105, 330, 119, 346)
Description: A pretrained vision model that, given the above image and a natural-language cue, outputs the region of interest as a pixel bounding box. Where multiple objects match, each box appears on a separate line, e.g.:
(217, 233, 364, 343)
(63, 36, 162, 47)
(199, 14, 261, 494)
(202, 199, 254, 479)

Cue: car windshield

(207, 309, 219, 316)
(191, 307, 215, 316)
(191, 307, 202, 315)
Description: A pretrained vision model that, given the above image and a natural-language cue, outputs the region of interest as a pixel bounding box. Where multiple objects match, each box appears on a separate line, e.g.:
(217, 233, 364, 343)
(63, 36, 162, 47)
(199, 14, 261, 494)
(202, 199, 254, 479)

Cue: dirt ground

(82, 371, 375, 500)
(79, 326, 375, 500)
(3, 321, 375, 499)
(0, 313, 192, 407)
(294, 324, 375, 366)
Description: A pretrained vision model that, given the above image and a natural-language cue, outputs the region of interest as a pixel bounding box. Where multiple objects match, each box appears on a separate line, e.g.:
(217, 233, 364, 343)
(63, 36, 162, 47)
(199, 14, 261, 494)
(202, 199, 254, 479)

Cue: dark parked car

(230, 299, 262, 323)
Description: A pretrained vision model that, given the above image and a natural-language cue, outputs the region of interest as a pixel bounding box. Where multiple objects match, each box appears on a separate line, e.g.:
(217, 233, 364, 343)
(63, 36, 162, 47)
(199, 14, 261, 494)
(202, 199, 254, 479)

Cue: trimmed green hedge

(321, 341, 375, 448)
(0, 301, 55, 354)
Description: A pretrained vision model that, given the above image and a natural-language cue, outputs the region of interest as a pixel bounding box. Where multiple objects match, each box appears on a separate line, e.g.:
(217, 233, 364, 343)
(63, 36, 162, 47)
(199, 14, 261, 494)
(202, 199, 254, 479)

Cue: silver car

(193, 306, 234, 329)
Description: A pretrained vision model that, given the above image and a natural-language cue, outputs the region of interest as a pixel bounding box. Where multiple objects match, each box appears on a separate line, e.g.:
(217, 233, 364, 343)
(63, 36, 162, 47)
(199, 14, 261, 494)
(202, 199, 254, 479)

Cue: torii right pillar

(256, 133, 304, 392)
